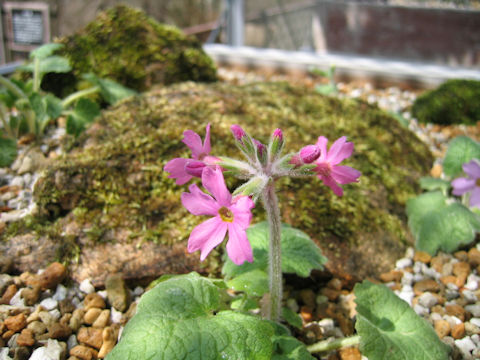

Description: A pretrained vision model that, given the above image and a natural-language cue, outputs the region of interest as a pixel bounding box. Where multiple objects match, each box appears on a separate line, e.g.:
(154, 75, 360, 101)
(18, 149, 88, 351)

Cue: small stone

(470, 318, 480, 328)
(79, 280, 95, 294)
(98, 327, 116, 358)
(16, 329, 35, 347)
(455, 336, 476, 356)
(453, 262, 471, 279)
(77, 327, 103, 349)
(300, 306, 313, 323)
(29, 339, 64, 360)
(299, 289, 316, 307)
(413, 279, 440, 295)
(52, 284, 68, 302)
(462, 290, 478, 303)
(286, 298, 299, 313)
(83, 308, 102, 325)
(2, 329, 15, 340)
(83, 293, 106, 311)
(59, 299, 76, 315)
(5, 313, 27, 332)
(395, 258, 412, 269)
(40, 298, 59, 311)
(92, 310, 110, 328)
(338, 347, 362, 360)
(27, 321, 47, 336)
(12, 346, 30, 360)
(452, 323, 466, 340)
(395, 288, 414, 306)
(468, 248, 480, 267)
(30, 263, 67, 291)
(413, 304, 428, 316)
(446, 304, 466, 322)
(454, 251, 469, 262)
(48, 322, 72, 339)
(418, 292, 438, 308)
(465, 321, 480, 335)
(0, 256, 13, 274)
(0, 274, 13, 294)
(20, 285, 41, 306)
(321, 288, 340, 302)
(466, 304, 480, 318)
(70, 345, 98, 360)
(38, 311, 55, 327)
(106, 274, 130, 312)
(0, 284, 17, 305)
(69, 316, 82, 333)
(9, 289, 25, 307)
(380, 270, 403, 283)
(318, 318, 335, 336)
(413, 251, 431, 264)
(465, 274, 479, 291)
(401, 272, 413, 286)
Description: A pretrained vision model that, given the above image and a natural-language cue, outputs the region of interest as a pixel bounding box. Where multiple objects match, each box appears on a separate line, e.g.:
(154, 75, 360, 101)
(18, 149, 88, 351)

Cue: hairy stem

(61, 86, 99, 108)
(261, 181, 282, 322)
(307, 335, 361, 354)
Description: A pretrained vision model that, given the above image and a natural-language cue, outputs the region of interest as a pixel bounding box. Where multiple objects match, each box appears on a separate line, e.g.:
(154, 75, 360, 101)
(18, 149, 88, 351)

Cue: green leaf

(419, 177, 451, 193)
(227, 269, 269, 297)
(315, 84, 336, 96)
(417, 203, 480, 254)
(406, 191, 447, 239)
(30, 43, 64, 59)
(355, 281, 449, 360)
(66, 98, 100, 137)
(281, 307, 303, 330)
(222, 222, 326, 279)
(106, 272, 277, 360)
(82, 73, 136, 104)
(0, 137, 17, 167)
(443, 136, 480, 178)
(272, 336, 315, 360)
(20, 56, 71, 75)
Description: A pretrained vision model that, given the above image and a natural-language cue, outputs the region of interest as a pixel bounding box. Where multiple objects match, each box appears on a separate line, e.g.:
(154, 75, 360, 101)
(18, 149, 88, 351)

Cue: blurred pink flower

(313, 136, 361, 196)
(164, 123, 213, 185)
(452, 159, 480, 208)
(181, 166, 255, 265)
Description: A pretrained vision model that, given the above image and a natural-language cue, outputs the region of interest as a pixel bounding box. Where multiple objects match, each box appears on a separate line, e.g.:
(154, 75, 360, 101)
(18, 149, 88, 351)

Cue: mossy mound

(44, 4, 217, 95)
(27, 81, 432, 281)
(412, 79, 480, 125)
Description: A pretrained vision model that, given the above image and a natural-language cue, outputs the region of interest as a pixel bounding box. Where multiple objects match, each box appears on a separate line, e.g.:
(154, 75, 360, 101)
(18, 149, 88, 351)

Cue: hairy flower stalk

(262, 181, 283, 322)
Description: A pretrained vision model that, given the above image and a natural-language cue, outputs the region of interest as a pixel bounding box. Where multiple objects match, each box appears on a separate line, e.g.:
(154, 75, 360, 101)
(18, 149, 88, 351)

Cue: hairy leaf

(406, 191, 447, 239)
(355, 281, 449, 360)
(0, 137, 17, 167)
(443, 136, 480, 178)
(83, 73, 137, 104)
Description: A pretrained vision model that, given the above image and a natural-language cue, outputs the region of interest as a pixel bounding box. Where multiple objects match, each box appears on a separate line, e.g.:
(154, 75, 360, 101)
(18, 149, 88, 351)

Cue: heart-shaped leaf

(107, 273, 279, 360)
(419, 177, 450, 193)
(443, 136, 480, 178)
(222, 222, 326, 279)
(0, 137, 17, 167)
(355, 281, 449, 360)
(82, 73, 136, 104)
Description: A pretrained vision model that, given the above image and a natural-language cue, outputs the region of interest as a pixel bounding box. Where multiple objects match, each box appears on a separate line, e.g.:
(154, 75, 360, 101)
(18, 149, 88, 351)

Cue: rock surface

(3, 81, 432, 283)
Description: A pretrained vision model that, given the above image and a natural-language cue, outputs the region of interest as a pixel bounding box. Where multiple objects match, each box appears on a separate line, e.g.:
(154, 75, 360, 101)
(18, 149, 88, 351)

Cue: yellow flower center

(218, 206, 234, 222)
(476, 178, 480, 187)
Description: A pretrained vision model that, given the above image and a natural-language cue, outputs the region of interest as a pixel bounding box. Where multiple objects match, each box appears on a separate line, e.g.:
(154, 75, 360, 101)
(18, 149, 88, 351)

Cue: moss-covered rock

(412, 79, 480, 125)
(20, 81, 433, 282)
(43, 4, 217, 95)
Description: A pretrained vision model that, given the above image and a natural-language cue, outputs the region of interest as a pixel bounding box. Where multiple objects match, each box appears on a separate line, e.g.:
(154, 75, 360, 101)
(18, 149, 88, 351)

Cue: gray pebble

(413, 304, 429, 316)
(463, 290, 478, 303)
(9, 176, 24, 188)
(401, 272, 413, 286)
(470, 318, 480, 328)
(66, 334, 77, 350)
(466, 304, 480, 318)
(445, 288, 460, 301)
(52, 285, 67, 302)
(455, 336, 476, 356)
(40, 298, 58, 311)
(418, 292, 438, 308)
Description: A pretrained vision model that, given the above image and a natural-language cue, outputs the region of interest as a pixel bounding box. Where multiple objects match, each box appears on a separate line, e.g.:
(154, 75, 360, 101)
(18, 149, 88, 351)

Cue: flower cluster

(164, 123, 361, 264)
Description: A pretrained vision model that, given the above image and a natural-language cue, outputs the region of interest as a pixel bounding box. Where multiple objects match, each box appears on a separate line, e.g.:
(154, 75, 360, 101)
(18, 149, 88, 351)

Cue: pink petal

(327, 136, 354, 165)
(202, 123, 211, 155)
(187, 217, 227, 261)
(226, 223, 253, 265)
(182, 130, 204, 159)
(181, 184, 219, 216)
(202, 166, 232, 206)
(470, 187, 480, 208)
(331, 165, 361, 184)
(315, 136, 328, 162)
(300, 145, 321, 164)
(320, 174, 344, 196)
(164, 158, 192, 185)
(452, 177, 475, 196)
(463, 160, 480, 179)
(230, 196, 255, 228)
(185, 160, 205, 177)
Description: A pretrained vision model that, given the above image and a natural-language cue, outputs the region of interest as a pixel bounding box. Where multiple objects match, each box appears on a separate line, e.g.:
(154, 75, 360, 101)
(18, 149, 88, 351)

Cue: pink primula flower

(313, 136, 361, 196)
(181, 166, 255, 265)
(452, 159, 480, 209)
(164, 123, 215, 185)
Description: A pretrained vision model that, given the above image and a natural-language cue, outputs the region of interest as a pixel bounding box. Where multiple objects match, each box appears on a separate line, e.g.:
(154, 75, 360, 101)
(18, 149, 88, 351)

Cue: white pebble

(71, 296, 81, 308)
(396, 258, 412, 269)
(463, 290, 478, 303)
(97, 290, 108, 299)
(133, 286, 144, 297)
(471, 334, 480, 346)
(0, 348, 12, 360)
(413, 304, 429, 316)
(423, 267, 441, 280)
(431, 312, 442, 321)
(10, 176, 24, 188)
(470, 318, 480, 328)
(444, 315, 462, 327)
(110, 307, 123, 324)
(418, 292, 438, 308)
(318, 318, 335, 335)
(395, 289, 414, 306)
(79, 279, 95, 294)
(466, 304, 480, 318)
(29, 339, 63, 360)
(49, 309, 61, 321)
(455, 336, 476, 356)
(465, 274, 479, 291)
(52, 284, 67, 301)
(401, 272, 413, 286)
(9, 289, 25, 307)
(40, 298, 58, 311)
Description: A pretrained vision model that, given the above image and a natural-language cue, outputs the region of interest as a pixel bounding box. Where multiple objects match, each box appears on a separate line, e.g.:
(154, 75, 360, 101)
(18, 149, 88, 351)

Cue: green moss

(42, 4, 217, 95)
(28, 81, 432, 275)
(412, 79, 480, 125)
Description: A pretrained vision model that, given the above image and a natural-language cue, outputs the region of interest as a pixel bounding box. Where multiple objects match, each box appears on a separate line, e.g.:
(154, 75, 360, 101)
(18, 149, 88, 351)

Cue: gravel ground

(1, 69, 480, 359)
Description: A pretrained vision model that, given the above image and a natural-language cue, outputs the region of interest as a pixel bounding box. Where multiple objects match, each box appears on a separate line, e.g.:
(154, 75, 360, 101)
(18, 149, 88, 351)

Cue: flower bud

(231, 125, 247, 142)
(268, 128, 285, 162)
(185, 160, 205, 177)
(254, 139, 267, 166)
(300, 145, 321, 164)
(273, 128, 283, 141)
